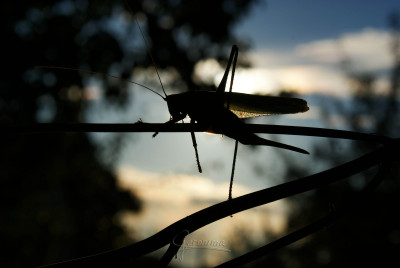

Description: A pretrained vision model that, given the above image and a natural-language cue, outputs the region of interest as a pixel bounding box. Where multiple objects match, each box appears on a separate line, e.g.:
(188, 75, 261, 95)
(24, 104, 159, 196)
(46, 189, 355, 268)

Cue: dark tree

(0, 0, 259, 266)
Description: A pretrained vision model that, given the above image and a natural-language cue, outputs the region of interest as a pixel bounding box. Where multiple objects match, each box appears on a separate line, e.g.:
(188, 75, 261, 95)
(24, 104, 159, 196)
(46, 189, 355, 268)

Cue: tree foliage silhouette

(0, 0, 259, 266)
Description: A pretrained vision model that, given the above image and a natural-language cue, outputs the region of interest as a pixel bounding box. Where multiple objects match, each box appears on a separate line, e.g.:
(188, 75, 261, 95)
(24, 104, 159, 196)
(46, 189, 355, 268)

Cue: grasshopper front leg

(151, 113, 202, 173)
(152, 113, 187, 138)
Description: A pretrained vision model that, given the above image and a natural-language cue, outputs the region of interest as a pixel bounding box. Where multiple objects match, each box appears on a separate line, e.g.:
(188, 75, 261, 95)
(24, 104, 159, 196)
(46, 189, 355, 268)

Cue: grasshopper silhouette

(157, 45, 309, 199)
(37, 13, 309, 184)
(121, 8, 309, 174)
(148, 46, 308, 178)
(162, 45, 309, 154)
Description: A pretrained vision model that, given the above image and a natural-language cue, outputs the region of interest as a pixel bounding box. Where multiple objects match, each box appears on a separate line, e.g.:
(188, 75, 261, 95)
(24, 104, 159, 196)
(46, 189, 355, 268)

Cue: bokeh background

(1, 0, 400, 267)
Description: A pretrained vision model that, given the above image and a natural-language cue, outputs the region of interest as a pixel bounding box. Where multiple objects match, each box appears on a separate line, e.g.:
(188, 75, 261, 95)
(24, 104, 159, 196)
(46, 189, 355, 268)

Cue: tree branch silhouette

(39, 137, 398, 267)
(3, 123, 391, 144)
(215, 161, 391, 267)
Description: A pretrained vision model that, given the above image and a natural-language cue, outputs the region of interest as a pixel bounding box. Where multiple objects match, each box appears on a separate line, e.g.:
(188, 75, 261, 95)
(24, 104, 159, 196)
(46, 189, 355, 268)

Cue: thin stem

(4, 123, 392, 144)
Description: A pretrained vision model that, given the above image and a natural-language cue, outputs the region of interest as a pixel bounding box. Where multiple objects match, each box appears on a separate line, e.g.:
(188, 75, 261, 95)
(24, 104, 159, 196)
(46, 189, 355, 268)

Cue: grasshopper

(127, 12, 309, 177)
(164, 45, 309, 153)
(38, 6, 309, 198)
(128, 8, 309, 197)
(157, 44, 309, 199)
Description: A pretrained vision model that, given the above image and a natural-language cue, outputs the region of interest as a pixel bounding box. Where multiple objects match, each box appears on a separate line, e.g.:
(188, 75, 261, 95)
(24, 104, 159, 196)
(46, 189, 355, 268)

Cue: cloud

(117, 166, 251, 207)
(234, 28, 393, 96)
(296, 28, 392, 71)
(125, 28, 392, 99)
(115, 166, 289, 262)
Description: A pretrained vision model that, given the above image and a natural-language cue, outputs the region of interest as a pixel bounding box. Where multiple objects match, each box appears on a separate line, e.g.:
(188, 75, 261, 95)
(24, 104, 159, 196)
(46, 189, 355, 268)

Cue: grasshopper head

(166, 95, 186, 121)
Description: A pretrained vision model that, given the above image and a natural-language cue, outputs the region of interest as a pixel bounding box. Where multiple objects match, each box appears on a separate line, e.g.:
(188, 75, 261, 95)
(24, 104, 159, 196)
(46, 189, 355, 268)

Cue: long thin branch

(3, 123, 391, 144)
(215, 161, 391, 267)
(40, 141, 396, 267)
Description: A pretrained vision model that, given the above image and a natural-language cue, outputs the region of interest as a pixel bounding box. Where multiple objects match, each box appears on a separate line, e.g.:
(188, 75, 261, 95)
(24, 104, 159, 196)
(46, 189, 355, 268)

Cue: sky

(213, 0, 400, 96)
(238, 0, 398, 49)
(86, 1, 400, 266)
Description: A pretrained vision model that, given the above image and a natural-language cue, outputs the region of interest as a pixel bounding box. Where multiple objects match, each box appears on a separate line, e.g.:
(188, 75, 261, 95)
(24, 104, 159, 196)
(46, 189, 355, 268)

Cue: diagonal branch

(215, 160, 391, 267)
(40, 140, 397, 267)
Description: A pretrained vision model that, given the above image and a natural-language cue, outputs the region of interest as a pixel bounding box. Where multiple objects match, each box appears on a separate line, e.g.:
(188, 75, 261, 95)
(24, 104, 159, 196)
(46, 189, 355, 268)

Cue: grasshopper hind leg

(240, 133, 309, 154)
(228, 140, 239, 201)
(190, 119, 202, 173)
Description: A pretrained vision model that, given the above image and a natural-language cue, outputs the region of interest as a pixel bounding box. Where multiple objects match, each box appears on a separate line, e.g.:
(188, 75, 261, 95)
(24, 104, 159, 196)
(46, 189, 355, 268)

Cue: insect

(126, 7, 309, 198)
(38, 5, 309, 199)
(164, 45, 309, 153)
(127, 11, 309, 176)
(159, 44, 309, 199)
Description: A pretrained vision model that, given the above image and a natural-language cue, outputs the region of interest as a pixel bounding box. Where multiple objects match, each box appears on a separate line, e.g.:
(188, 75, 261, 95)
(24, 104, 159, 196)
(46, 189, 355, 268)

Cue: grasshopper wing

(223, 92, 309, 118)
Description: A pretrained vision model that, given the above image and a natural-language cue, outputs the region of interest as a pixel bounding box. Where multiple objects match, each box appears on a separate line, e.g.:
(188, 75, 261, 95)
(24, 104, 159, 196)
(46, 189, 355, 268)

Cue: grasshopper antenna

(35, 66, 166, 99)
(124, 0, 167, 98)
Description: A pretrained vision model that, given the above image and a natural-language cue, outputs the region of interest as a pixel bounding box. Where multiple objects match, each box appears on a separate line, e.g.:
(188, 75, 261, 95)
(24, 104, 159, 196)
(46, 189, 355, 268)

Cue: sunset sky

(85, 1, 400, 266)
(207, 1, 400, 96)
(105, 0, 400, 182)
